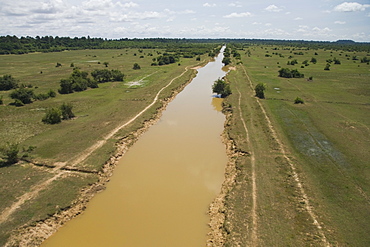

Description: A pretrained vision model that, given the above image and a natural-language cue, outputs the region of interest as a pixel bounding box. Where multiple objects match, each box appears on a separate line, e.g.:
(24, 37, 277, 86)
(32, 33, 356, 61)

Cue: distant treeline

(1, 35, 369, 54)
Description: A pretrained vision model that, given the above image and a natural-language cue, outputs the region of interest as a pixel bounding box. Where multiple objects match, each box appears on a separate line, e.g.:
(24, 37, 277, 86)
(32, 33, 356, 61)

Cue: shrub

(133, 63, 141, 70)
(255, 83, 266, 99)
(60, 103, 75, 120)
(324, 63, 331, 70)
(34, 93, 49, 101)
(42, 107, 62, 124)
(48, 89, 56, 98)
(278, 68, 304, 78)
(0, 74, 19, 91)
(10, 87, 34, 104)
(212, 79, 231, 98)
(0, 143, 19, 165)
(0, 96, 3, 105)
(294, 97, 304, 104)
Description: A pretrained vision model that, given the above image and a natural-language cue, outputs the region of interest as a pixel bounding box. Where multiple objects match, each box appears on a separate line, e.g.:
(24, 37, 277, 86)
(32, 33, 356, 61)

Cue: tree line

(2, 36, 369, 55)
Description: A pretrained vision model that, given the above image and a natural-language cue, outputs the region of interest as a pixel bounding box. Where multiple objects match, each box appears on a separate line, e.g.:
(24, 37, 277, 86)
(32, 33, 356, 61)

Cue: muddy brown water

(42, 47, 227, 247)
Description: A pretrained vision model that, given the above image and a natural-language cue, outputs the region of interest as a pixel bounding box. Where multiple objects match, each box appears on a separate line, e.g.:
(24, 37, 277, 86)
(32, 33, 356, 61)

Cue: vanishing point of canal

(42, 47, 228, 246)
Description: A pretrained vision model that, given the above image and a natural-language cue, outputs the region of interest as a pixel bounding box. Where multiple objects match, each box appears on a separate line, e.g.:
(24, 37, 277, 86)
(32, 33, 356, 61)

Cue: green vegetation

(0, 40, 219, 246)
(254, 83, 266, 99)
(223, 42, 370, 246)
(294, 96, 304, 104)
(0, 143, 19, 166)
(42, 107, 62, 124)
(212, 78, 231, 98)
(278, 67, 304, 78)
(0, 75, 19, 91)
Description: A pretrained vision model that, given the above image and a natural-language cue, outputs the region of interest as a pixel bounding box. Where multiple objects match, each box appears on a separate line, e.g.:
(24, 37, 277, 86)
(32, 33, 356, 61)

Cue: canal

(42, 47, 228, 246)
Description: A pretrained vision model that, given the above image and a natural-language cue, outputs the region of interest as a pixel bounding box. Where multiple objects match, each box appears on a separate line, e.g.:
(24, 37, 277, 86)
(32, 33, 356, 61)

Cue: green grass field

(223, 45, 370, 246)
(0, 48, 212, 246)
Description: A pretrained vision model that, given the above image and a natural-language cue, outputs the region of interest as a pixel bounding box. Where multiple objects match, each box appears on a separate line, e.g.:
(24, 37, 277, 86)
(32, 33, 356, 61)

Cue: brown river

(42, 47, 228, 247)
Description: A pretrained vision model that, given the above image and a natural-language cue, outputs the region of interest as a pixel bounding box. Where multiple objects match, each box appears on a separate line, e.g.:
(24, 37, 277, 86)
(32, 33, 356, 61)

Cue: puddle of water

(42, 48, 227, 247)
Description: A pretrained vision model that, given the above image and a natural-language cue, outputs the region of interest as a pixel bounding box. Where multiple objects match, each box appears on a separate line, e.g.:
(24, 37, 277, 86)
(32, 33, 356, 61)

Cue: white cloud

(203, 3, 216, 7)
(294, 17, 303, 20)
(117, 1, 139, 8)
(223, 12, 252, 18)
(335, 21, 346, 24)
(334, 2, 370, 12)
(265, 5, 283, 12)
(82, 0, 113, 11)
(228, 2, 242, 8)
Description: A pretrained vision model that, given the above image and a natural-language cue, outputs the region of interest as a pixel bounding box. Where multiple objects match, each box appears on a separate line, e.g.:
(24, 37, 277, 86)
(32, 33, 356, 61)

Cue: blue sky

(1, 0, 370, 41)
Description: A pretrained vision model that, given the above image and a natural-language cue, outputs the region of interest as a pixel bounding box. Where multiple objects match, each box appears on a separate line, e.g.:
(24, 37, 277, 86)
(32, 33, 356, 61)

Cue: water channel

(42, 47, 228, 247)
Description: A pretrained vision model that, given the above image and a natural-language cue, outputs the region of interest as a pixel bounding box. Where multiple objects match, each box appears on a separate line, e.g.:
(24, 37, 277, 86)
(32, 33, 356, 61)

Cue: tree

(278, 68, 304, 78)
(222, 57, 231, 66)
(255, 83, 266, 99)
(60, 103, 75, 120)
(10, 87, 34, 104)
(0, 143, 19, 165)
(310, 57, 317, 64)
(42, 107, 62, 124)
(212, 79, 231, 98)
(103, 62, 109, 67)
(0, 74, 18, 91)
(133, 63, 141, 70)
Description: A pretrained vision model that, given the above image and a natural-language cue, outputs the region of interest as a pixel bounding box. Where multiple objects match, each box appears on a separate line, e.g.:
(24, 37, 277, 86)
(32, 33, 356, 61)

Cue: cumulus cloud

(265, 5, 283, 12)
(223, 12, 252, 18)
(228, 2, 242, 8)
(203, 3, 216, 7)
(334, 2, 370, 12)
(335, 21, 346, 24)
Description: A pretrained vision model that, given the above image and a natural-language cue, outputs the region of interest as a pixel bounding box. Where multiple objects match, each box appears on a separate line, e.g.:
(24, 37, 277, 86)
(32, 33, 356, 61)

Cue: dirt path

(235, 86, 258, 245)
(0, 65, 194, 228)
(241, 66, 330, 246)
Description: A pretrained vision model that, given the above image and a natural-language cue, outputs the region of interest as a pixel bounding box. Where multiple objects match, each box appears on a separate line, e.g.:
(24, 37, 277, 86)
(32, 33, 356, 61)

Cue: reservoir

(42, 47, 228, 246)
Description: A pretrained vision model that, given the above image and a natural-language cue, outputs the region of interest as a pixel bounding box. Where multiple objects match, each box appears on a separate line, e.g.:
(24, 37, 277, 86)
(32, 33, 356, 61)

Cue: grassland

(0, 47, 215, 246)
(222, 45, 370, 246)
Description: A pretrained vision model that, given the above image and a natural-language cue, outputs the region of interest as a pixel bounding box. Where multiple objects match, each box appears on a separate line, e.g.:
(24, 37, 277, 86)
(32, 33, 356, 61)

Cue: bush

(0, 96, 3, 105)
(10, 87, 34, 104)
(0, 143, 19, 165)
(60, 103, 75, 120)
(42, 108, 62, 124)
(294, 97, 304, 104)
(48, 89, 56, 98)
(133, 63, 141, 70)
(0, 74, 19, 91)
(212, 79, 231, 98)
(278, 68, 304, 78)
(255, 83, 266, 99)
(91, 69, 124, 83)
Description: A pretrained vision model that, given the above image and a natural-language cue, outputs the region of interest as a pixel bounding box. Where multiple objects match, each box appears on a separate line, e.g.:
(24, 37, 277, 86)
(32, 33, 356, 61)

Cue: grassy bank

(222, 44, 369, 246)
(0, 47, 215, 246)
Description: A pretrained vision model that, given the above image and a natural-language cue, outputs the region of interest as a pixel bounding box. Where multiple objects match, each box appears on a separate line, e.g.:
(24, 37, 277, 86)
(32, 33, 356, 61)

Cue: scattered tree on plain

(133, 63, 141, 70)
(42, 107, 62, 124)
(0, 74, 18, 91)
(278, 68, 304, 78)
(10, 87, 34, 105)
(255, 83, 266, 99)
(60, 102, 75, 120)
(0, 143, 19, 166)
